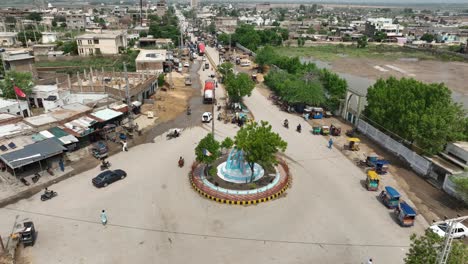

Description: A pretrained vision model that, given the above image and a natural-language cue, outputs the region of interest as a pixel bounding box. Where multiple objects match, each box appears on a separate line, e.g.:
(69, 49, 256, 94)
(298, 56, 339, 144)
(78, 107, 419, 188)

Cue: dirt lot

(331, 58, 468, 95)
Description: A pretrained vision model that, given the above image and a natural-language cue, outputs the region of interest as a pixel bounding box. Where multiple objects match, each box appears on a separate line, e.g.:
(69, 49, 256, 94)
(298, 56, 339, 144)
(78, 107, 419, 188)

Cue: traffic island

(190, 157, 291, 205)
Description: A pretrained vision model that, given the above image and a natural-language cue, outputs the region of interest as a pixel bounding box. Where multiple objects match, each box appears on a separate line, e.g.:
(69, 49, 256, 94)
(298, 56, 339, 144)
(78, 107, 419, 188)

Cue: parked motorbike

(100, 161, 111, 171)
(41, 190, 58, 201)
(32, 173, 41, 183)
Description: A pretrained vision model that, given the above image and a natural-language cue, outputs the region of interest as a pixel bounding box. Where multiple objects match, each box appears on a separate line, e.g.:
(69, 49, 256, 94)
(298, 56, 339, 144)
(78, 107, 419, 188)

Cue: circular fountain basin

(217, 162, 264, 183)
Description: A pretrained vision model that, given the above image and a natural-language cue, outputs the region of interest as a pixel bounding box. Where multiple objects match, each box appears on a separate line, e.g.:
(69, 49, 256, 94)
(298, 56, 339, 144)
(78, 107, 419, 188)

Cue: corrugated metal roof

(91, 108, 123, 121)
(0, 139, 66, 169)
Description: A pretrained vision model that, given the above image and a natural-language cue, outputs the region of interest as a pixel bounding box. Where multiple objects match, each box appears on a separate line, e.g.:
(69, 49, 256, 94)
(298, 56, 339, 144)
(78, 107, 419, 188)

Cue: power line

(2, 207, 409, 249)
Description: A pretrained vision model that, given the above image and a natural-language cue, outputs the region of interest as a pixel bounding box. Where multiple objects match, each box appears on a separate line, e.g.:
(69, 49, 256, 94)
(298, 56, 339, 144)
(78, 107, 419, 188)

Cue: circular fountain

(217, 148, 264, 183)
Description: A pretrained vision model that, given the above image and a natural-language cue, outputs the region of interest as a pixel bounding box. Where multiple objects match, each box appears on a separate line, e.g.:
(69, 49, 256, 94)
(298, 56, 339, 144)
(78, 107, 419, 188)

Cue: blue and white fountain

(217, 148, 264, 183)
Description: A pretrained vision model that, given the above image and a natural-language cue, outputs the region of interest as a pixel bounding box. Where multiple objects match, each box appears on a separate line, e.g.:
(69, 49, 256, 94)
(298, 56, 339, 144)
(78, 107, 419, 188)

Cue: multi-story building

(65, 13, 87, 30)
(365, 18, 404, 38)
(0, 32, 18, 47)
(215, 17, 238, 32)
(135, 49, 167, 74)
(1, 50, 36, 76)
(76, 31, 127, 56)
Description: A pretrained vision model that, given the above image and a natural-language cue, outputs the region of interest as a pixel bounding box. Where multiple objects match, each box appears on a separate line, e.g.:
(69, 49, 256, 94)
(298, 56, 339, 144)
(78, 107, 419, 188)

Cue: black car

(92, 169, 127, 188)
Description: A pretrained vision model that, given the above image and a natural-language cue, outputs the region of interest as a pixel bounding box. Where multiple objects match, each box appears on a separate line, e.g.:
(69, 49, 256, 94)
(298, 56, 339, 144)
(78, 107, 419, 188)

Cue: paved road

(0, 46, 427, 264)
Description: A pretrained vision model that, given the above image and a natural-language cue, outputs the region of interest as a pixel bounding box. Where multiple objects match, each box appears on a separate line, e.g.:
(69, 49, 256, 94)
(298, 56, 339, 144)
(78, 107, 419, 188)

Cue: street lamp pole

(436, 215, 468, 264)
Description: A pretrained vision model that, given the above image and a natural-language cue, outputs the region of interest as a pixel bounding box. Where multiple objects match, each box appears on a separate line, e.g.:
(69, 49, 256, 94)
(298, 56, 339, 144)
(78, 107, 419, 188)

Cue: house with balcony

(76, 31, 127, 56)
(365, 18, 404, 39)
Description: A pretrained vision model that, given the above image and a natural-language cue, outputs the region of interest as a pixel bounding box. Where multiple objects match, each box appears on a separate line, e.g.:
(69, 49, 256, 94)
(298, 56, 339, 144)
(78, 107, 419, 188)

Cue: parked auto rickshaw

(374, 160, 390, 175)
(312, 126, 321, 135)
(311, 107, 324, 119)
(321, 125, 330, 135)
(20, 221, 36, 247)
(379, 186, 401, 209)
(366, 170, 380, 191)
(330, 124, 341, 136)
(345, 138, 360, 151)
(395, 202, 416, 227)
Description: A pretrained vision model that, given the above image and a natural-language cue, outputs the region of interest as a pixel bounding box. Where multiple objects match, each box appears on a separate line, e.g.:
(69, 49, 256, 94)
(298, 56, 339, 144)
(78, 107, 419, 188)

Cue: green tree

(61, 41, 78, 55)
(17, 31, 42, 46)
(421, 33, 435, 43)
(450, 173, 468, 201)
(218, 62, 234, 79)
(234, 121, 287, 182)
(52, 20, 57, 27)
(405, 229, 468, 264)
(0, 71, 34, 99)
(217, 33, 230, 45)
(195, 133, 221, 165)
(307, 27, 316, 34)
(319, 69, 348, 111)
(364, 77, 468, 155)
(374, 31, 387, 42)
(27, 12, 42, 21)
(318, 28, 328, 35)
(158, 74, 165, 87)
(297, 37, 305, 47)
(272, 21, 280, 27)
(5, 16, 16, 24)
(225, 73, 255, 103)
(357, 36, 368, 48)
(232, 24, 261, 51)
(255, 45, 276, 70)
(207, 21, 216, 34)
(221, 137, 234, 154)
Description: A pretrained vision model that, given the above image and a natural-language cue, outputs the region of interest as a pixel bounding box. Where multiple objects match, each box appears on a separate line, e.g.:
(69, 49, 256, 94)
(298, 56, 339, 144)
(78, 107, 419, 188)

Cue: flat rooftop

(0, 122, 34, 139)
(0, 32, 17, 37)
(452, 141, 468, 152)
(0, 99, 19, 109)
(136, 49, 167, 63)
(77, 31, 124, 39)
(32, 85, 58, 93)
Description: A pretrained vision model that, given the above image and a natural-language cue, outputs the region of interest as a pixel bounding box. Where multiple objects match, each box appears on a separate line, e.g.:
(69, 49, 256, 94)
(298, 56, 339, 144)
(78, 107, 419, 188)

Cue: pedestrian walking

(122, 140, 128, 152)
(101, 210, 107, 225)
(328, 138, 333, 149)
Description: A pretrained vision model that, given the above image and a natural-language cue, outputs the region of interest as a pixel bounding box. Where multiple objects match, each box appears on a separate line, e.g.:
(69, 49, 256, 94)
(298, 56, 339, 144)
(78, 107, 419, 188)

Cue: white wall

(0, 101, 31, 117)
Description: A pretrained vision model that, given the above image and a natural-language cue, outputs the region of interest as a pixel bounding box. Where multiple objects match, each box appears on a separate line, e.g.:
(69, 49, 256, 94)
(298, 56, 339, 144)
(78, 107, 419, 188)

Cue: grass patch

(275, 44, 464, 62)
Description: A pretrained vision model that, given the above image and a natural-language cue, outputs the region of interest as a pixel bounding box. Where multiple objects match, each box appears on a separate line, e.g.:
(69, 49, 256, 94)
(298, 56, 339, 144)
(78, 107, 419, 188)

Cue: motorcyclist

(178, 156, 185, 167)
(44, 187, 52, 197)
(187, 106, 191, 115)
(296, 124, 302, 132)
(101, 159, 110, 168)
(284, 119, 289, 128)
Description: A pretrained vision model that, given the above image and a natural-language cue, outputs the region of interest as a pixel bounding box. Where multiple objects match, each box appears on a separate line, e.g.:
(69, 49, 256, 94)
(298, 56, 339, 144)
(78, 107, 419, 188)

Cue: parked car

(184, 61, 190, 67)
(429, 222, 468, 239)
(202, 112, 213, 123)
(92, 169, 127, 188)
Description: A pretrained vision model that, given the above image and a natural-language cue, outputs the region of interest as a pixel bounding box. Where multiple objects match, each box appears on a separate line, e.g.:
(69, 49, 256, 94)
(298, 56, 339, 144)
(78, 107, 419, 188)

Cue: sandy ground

(331, 58, 468, 96)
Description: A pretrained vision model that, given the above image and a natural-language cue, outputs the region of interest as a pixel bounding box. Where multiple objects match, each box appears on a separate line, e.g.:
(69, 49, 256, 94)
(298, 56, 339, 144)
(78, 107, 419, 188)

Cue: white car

(183, 62, 190, 67)
(429, 222, 468, 239)
(202, 112, 213, 123)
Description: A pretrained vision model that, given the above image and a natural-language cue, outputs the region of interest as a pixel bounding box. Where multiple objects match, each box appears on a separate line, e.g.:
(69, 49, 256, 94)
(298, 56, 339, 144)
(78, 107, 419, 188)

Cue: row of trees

(364, 77, 468, 155)
(257, 46, 348, 111)
(218, 24, 288, 51)
(218, 62, 256, 103)
(148, 10, 180, 45)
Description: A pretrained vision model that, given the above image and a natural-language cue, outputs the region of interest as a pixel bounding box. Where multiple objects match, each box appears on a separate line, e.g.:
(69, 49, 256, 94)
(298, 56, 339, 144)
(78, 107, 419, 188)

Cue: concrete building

(0, 32, 18, 47)
(365, 18, 404, 38)
(1, 50, 36, 76)
(33, 44, 57, 56)
(0, 98, 31, 117)
(30, 84, 63, 112)
(139, 37, 173, 48)
(190, 0, 199, 8)
(41, 32, 59, 44)
(156, 0, 168, 17)
(135, 49, 166, 74)
(76, 31, 127, 56)
(65, 13, 87, 30)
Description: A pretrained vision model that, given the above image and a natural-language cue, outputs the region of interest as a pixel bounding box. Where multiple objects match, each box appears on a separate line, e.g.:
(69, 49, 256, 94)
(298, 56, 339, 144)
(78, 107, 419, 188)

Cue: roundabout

(190, 151, 291, 205)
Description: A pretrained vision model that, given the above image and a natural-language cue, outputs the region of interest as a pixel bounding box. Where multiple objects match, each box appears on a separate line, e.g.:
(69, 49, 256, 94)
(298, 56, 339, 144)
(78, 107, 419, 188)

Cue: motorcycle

(100, 161, 111, 171)
(283, 121, 289, 129)
(187, 107, 192, 115)
(41, 190, 58, 201)
(178, 158, 185, 168)
(296, 125, 302, 133)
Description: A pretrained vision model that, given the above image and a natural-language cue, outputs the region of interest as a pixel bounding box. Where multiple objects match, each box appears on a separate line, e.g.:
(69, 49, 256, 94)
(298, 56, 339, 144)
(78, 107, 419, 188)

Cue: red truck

(203, 80, 214, 104)
(198, 42, 205, 56)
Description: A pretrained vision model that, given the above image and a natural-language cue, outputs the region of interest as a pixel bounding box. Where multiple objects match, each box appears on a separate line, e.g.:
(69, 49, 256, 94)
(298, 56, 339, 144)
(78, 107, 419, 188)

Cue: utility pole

(139, 0, 143, 26)
(123, 63, 134, 130)
(212, 84, 215, 135)
(436, 215, 468, 264)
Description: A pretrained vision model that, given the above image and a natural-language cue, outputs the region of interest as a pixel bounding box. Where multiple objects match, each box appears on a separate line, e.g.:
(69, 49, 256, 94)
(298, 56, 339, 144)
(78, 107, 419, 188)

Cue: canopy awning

(0, 139, 66, 169)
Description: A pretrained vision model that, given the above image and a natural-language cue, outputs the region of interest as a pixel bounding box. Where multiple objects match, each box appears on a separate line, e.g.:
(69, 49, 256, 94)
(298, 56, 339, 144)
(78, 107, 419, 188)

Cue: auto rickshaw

(330, 124, 341, 136)
(312, 126, 321, 135)
(321, 126, 330, 135)
(395, 202, 416, 227)
(311, 107, 324, 119)
(374, 160, 390, 175)
(20, 221, 36, 247)
(379, 186, 401, 209)
(366, 170, 380, 191)
(345, 138, 360, 151)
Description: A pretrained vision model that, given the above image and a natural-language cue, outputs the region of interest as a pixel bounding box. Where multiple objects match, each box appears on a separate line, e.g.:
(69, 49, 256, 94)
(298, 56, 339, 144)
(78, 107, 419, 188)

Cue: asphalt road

(0, 46, 427, 264)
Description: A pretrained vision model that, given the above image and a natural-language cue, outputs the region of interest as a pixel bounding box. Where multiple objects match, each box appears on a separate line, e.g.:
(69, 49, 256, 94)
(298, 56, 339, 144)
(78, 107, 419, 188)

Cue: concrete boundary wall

(357, 119, 432, 176)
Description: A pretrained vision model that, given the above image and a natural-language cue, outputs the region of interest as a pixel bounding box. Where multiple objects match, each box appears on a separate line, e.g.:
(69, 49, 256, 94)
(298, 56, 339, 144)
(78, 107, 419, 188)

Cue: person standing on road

(122, 140, 128, 152)
(328, 138, 333, 149)
(101, 210, 107, 226)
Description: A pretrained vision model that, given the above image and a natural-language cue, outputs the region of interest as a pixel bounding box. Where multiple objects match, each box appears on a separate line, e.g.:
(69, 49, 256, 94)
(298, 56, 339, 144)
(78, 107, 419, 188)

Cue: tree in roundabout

(192, 121, 289, 203)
